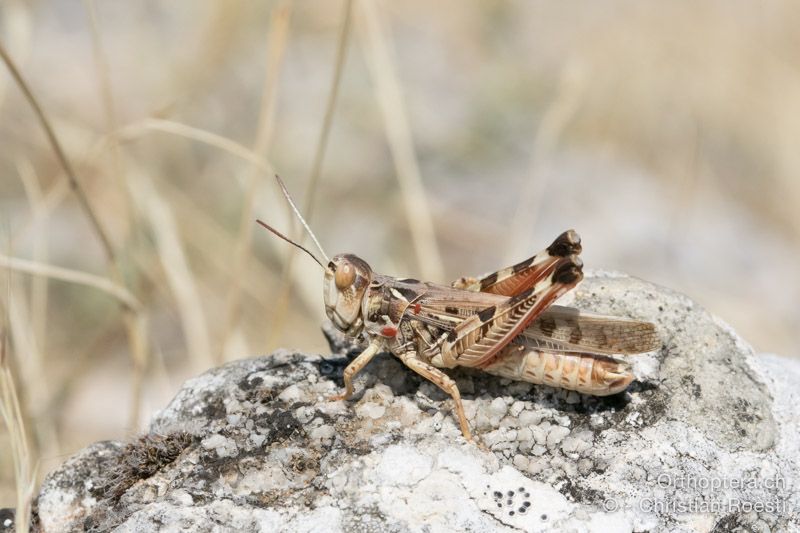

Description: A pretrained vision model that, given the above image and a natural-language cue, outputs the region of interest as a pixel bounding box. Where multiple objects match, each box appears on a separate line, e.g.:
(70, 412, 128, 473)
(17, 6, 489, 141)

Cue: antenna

(273, 174, 330, 264)
(256, 220, 328, 270)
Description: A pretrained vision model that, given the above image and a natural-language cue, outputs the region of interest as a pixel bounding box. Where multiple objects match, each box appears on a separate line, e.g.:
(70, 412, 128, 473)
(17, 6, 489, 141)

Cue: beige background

(1, 0, 799, 505)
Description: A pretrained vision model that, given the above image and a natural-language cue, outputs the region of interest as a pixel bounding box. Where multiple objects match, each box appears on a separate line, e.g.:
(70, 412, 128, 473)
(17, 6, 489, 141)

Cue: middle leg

(397, 350, 473, 441)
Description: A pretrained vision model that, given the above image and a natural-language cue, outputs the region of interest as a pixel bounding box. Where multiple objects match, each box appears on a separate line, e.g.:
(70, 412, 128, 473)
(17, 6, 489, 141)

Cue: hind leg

(396, 350, 472, 442)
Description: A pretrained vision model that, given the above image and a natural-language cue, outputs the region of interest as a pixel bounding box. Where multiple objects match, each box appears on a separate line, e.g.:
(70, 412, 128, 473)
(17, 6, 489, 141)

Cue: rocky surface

(31, 273, 799, 532)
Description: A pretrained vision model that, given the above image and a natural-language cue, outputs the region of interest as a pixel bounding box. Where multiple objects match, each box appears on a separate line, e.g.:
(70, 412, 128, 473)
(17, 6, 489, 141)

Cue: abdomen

(481, 344, 634, 396)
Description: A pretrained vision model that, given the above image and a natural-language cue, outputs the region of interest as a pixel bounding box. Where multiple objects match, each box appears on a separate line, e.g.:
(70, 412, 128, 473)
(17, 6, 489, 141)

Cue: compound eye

(335, 263, 356, 289)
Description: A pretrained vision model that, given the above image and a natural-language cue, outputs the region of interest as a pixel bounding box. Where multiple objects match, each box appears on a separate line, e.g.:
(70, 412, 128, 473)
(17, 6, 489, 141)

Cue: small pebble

(488, 397, 508, 420)
(531, 444, 547, 456)
(508, 401, 526, 417)
(516, 427, 533, 443)
(518, 410, 543, 427)
(531, 424, 548, 445)
(546, 425, 571, 448)
(356, 402, 386, 420)
(278, 384, 304, 403)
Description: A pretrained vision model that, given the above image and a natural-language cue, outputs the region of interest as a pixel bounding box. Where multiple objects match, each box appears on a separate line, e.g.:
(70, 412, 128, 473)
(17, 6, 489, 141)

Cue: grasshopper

(258, 176, 659, 441)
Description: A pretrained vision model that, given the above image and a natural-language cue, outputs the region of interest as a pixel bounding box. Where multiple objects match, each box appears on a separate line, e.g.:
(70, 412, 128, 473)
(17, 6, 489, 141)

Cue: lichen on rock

(32, 273, 800, 532)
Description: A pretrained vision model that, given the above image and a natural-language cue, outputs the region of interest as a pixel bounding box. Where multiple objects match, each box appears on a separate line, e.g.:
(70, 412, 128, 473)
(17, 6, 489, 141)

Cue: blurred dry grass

(2, 0, 800, 511)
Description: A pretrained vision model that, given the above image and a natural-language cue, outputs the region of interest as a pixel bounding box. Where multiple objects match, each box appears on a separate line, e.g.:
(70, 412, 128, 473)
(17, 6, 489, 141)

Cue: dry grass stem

(0, 366, 35, 533)
(5, 277, 59, 479)
(116, 118, 274, 175)
(82, 0, 134, 236)
(0, 254, 141, 311)
(0, 0, 32, 108)
(112, 117, 322, 320)
(82, 0, 119, 135)
(154, 180, 279, 310)
(81, 0, 147, 428)
(16, 160, 50, 357)
(0, 39, 149, 431)
(1, 298, 36, 533)
(302, 0, 354, 222)
(0, 41, 116, 265)
(356, 0, 444, 281)
(128, 172, 213, 371)
(267, 0, 354, 345)
(3, 0, 799, 512)
(221, 1, 293, 362)
(503, 60, 585, 264)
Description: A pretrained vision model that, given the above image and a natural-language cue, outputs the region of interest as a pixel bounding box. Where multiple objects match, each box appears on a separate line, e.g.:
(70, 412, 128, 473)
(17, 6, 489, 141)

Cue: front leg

(396, 350, 473, 442)
(329, 339, 382, 401)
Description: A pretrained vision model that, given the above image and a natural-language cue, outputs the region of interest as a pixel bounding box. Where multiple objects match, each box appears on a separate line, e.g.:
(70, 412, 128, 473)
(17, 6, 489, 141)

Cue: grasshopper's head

(324, 254, 372, 335)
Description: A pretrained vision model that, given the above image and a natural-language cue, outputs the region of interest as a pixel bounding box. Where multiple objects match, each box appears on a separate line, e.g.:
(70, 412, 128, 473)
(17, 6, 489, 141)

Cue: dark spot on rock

(312, 409, 335, 425)
(711, 513, 749, 532)
(541, 513, 548, 521)
(518, 506, 527, 514)
(681, 375, 702, 399)
(507, 499, 512, 505)
(0, 509, 14, 531)
(237, 375, 263, 391)
(493, 491, 502, 499)
(201, 395, 226, 419)
(497, 503, 502, 508)
(289, 452, 320, 473)
(558, 477, 604, 504)
(734, 397, 760, 423)
(629, 380, 659, 394)
(316, 357, 350, 386)
(523, 501, 530, 507)
(83, 507, 124, 533)
(262, 409, 304, 443)
(594, 390, 631, 412)
(509, 511, 515, 516)
(98, 432, 195, 501)
(248, 387, 277, 404)
(342, 442, 373, 457)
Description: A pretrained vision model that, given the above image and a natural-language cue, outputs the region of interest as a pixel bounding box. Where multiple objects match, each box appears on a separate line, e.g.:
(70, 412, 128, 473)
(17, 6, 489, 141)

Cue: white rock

(355, 401, 386, 420)
(518, 410, 543, 427)
(488, 397, 508, 423)
(376, 445, 432, 486)
(546, 425, 571, 448)
(278, 384, 305, 403)
(34, 275, 800, 532)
